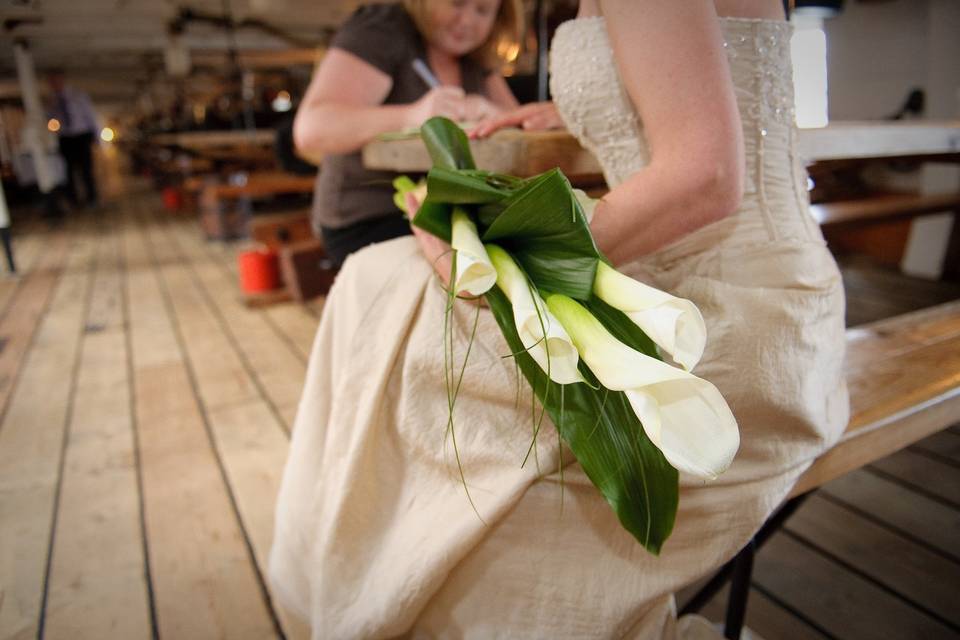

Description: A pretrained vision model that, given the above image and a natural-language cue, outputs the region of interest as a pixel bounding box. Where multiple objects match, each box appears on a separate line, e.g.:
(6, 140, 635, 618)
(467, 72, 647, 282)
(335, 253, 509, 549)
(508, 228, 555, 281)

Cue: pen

(412, 58, 440, 89)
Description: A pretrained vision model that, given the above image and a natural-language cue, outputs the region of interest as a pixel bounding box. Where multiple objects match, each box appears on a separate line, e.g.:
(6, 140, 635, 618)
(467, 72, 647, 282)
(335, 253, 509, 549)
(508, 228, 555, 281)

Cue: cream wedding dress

(269, 16, 848, 639)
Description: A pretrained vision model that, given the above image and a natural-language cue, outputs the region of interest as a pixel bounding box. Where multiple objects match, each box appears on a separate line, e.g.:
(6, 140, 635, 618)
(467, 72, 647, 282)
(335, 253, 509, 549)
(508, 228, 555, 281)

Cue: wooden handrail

(811, 191, 960, 226)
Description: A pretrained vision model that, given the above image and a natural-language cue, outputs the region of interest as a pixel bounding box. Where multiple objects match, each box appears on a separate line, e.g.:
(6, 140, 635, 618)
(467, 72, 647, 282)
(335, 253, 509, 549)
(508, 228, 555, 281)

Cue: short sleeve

(331, 4, 419, 77)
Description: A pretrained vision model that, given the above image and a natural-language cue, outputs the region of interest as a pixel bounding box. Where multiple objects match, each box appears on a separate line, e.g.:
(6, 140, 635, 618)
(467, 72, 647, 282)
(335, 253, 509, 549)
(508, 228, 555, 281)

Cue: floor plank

(139, 214, 304, 634)
(0, 225, 95, 639)
(125, 211, 279, 639)
(698, 584, 831, 640)
(0, 231, 70, 419)
(785, 494, 960, 628)
(205, 400, 292, 590)
(0, 231, 43, 320)
(911, 429, 960, 465)
(43, 218, 151, 639)
(753, 535, 954, 640)
(869, 448, 960, 507)
(262, 303, 318, 363)
(820, 468, 960, 562)
(278, 404, 300, 433)
(144, 230, 260, 412)
(165, 220, 307, 429)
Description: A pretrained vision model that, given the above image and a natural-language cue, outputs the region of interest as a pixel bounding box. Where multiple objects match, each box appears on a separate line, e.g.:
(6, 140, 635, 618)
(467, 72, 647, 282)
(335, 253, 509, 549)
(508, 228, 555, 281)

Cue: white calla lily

(486, 245, 584, 385)
(593, 262, 706, 372)
(573, 188, 598, 223)
(450, 207, 497, 296)
(545, 293, 739, 480)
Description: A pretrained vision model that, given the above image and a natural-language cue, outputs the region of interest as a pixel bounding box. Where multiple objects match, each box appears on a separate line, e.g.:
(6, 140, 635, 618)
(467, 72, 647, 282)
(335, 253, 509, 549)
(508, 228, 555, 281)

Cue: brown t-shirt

(312, 3, 491, 232)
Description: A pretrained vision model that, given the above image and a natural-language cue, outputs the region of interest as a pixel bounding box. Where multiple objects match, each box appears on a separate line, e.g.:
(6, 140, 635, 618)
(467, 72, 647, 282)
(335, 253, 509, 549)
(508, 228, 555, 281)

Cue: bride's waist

(635, 193, 823, 271)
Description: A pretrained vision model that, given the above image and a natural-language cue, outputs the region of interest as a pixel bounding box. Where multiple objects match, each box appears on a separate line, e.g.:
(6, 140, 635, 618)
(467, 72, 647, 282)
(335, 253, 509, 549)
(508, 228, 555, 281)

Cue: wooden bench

(241, 211, 338, 306)
(683, 299, 960, 638)
(199, 172, 316, 240)
(812, 190, 960, 268)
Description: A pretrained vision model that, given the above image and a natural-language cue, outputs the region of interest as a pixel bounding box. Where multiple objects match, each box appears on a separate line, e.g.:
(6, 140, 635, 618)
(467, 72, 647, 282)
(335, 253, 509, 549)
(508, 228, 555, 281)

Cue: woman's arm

(591, 0, 744, 265)
(293, 48, 469, 158)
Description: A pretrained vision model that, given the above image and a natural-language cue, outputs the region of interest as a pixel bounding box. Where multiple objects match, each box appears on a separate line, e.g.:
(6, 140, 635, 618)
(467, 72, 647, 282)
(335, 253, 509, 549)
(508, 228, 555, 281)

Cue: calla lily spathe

(573, 188, 597, 223)
(486, 245, 584, 385)
(450, 207, 497, 296)
(593, 262, 706, 372)
(545, 294, 739, 480)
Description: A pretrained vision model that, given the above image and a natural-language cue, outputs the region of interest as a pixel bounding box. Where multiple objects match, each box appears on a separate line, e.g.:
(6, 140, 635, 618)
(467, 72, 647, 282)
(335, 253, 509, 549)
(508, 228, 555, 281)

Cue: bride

(269, 0, 848, 637)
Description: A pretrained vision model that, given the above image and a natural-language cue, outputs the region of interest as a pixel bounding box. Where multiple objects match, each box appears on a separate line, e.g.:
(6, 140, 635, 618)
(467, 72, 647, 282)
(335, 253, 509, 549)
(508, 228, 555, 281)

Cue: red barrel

(238, 248, 280, 293)
(161, 186, 182, 212)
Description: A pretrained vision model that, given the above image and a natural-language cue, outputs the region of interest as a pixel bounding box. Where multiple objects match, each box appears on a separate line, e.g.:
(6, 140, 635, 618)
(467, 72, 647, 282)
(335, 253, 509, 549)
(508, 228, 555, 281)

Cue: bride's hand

(469, 101, 563, 139)
(407, 193, 487, 306)
(407, 193, 453, 289)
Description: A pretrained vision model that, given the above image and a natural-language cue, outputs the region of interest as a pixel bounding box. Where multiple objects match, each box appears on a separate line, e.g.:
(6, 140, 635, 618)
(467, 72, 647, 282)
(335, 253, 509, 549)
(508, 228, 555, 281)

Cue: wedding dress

(269, 16, 848, 639)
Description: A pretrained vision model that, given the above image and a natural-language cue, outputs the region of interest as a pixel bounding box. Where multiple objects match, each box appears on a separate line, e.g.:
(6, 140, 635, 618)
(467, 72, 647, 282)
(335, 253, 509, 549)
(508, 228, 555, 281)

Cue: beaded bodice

(550, 17, 821, 249)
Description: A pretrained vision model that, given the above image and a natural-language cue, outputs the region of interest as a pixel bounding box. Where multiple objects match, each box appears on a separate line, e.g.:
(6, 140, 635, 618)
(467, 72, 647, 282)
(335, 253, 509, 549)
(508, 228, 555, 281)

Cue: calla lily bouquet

(396, 117, 739, 554)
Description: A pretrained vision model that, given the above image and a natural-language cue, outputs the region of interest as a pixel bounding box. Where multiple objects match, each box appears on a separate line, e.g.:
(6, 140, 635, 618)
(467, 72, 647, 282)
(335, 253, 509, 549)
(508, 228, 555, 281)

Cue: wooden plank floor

(0, 192, 958, 639)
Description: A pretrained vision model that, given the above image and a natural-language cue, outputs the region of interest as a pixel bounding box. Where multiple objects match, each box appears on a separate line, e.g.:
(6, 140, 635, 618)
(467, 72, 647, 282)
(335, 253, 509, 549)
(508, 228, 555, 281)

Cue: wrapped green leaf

(482, 169, 602, 301)
(486, 286, 678, 552)
(404, 116, 735, 554)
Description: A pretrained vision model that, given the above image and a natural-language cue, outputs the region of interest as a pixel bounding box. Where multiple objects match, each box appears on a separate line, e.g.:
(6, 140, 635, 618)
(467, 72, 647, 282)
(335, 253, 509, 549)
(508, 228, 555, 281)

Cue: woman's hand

(461, 94, 505, 123)
(470, 101, 563, 138)
(406, 86, 469, 128)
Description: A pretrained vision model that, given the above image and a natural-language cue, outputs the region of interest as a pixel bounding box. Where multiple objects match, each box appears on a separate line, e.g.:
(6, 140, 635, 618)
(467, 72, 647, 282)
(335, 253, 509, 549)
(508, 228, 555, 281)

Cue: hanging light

(100, 127, 115, 142)
(47, 118, 61, 132)
(271, 90, 292, 112)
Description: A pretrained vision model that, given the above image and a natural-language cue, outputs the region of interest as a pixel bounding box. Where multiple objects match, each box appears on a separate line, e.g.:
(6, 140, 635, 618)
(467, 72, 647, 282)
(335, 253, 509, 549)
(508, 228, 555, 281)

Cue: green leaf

(427, 167, 512, 205)
(483, 169, 602, 300)
(411, 198, 453, 243)
(485, 286, 679, 553)
(421, 116, 476, 170)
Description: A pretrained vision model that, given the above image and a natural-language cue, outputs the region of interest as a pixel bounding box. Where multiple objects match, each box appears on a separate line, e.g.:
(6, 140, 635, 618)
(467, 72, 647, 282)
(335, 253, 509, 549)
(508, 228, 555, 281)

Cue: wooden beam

(191, 48, 324, 69)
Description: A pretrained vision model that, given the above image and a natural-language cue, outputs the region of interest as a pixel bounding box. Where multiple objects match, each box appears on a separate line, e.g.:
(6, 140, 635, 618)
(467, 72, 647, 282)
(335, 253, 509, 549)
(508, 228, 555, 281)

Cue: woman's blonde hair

(403, 0, 524, 70)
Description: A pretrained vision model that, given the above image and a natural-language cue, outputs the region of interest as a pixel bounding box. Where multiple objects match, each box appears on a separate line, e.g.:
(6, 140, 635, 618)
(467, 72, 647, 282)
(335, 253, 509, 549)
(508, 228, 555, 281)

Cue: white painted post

(900, 0, 960, 279)
(12, 39, 57, 196)
(0, 179, 15, 272)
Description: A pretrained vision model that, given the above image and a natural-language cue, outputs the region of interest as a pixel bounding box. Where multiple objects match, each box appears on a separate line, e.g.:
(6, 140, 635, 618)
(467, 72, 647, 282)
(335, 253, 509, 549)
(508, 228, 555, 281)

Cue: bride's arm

(591, 0, 744, 265)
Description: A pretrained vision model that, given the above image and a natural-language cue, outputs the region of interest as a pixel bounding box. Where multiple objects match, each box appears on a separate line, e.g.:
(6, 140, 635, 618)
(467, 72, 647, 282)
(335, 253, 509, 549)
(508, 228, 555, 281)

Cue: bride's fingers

(521, 104, 564, 131)
(469, 113, 523, 139)
(471, 102, 562, 138)
(405, 192, 422, 217)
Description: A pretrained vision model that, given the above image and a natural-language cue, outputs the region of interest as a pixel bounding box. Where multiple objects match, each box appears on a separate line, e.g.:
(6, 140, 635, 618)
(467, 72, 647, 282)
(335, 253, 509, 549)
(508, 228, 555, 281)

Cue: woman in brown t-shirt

(294, 0, 522, 266)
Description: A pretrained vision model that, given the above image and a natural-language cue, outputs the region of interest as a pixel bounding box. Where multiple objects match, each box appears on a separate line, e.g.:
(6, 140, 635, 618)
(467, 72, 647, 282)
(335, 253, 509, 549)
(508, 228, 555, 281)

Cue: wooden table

(364, 128, 604, 181)
(152, 129, 276, 151)
(151, 130, 277, 162)
(362, 121, 960, 175)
